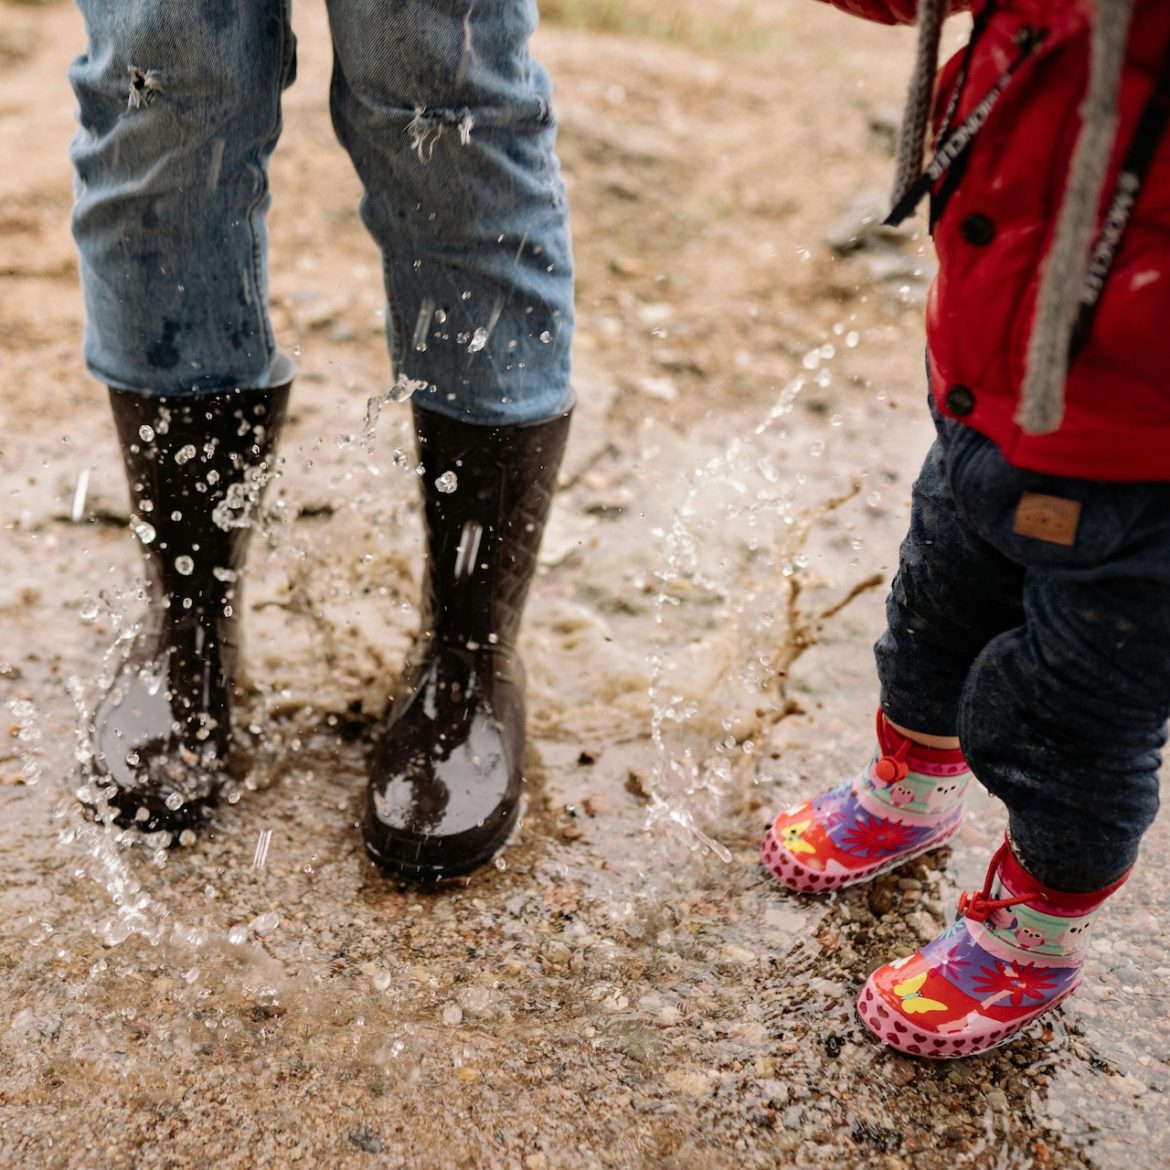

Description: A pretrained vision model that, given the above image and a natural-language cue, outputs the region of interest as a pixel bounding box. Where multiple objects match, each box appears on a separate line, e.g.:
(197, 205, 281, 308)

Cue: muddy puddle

(4, 353, 1169, 1170)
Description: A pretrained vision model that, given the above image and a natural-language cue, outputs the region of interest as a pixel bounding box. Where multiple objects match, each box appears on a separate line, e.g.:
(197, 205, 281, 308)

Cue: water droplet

(441, 1003, 463, 1026)
(372, 970, 392, 992)
(164, 792, 185, 811)
(100, 919, 133, 947)
(412, 296, 436, 352)
(251, 911, 281, 936)
(539, 330, 552, 343)
(138, 424, 155, 442)
(129, 516, 157, 545)
(435, 471, 458, 494)
(227, 925, 248, 946)
(178, 829, 197, 847)
(389, 374, 425, 403)
(467, 327, 489, 353)
(174, 555, 195, 576)
(174, 444, 197, 465)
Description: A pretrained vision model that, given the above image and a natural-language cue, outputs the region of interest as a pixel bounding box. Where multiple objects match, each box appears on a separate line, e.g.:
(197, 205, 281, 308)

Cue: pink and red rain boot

(760, 710, 971, 893)
(857, 839, 1128, 1058)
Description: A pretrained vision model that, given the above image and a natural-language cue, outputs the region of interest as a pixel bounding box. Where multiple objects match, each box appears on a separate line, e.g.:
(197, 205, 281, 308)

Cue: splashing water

(7, 699, 44, 787)
(360, 375, 429, 454)
(643, 340, 882, 863)
(252, 828, 272, 870)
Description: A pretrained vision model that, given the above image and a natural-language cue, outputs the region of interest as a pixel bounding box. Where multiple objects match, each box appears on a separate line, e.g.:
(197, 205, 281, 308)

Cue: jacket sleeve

(813, 0, 971, 25)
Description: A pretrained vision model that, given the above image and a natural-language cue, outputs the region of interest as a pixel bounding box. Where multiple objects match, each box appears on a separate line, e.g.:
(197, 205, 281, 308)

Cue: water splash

(7, 698, 44, 787)
(360, 375, 429, 454)
(643, 338, 882, 862)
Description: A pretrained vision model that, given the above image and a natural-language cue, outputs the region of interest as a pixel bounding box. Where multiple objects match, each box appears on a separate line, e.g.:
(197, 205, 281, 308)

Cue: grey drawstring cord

(890, 0, 948, 214)
(1017, 0, 1135, 434)
(890, 0, 1136, 436)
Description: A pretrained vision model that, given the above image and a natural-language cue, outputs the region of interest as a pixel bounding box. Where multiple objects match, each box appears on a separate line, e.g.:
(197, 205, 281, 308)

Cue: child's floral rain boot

(857, 839, 1128, 1058)
(761, 710, 971, 893)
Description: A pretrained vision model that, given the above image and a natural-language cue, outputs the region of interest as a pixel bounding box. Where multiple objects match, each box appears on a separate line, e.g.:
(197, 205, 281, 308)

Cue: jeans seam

(244, 1, 295, 374)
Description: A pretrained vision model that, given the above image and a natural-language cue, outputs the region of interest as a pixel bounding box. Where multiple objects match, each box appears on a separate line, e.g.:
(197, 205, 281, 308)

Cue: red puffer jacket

(818, 0, 1170, 481)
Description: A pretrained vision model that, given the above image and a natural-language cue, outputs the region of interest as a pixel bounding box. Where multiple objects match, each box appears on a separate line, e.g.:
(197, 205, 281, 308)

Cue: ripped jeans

(876, 402, 1170, 892)
(68, 0, 574, 425)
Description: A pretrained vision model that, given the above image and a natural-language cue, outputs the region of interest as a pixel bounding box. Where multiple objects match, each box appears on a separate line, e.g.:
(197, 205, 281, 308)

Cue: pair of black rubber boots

(88, 376, 570, 881)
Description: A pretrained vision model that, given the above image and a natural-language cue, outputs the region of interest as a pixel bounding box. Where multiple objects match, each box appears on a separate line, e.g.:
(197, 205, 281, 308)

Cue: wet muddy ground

(2, 2, 1169, 1167)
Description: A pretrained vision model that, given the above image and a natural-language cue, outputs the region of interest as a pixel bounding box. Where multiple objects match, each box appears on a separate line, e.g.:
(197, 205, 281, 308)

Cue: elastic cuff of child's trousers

(1007, 814, 1137, 894)
(877, 685, 960, 742)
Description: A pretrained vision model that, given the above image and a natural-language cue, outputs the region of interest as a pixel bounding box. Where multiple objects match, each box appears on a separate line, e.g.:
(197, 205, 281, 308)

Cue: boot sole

(759, 819, 961, 894)
(362, 799, 522, 883)
(855, 975, 1078, 1059)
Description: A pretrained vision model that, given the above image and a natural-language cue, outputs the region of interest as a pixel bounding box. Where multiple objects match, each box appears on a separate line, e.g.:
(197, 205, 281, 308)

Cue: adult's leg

(69, 1, 296, 830)
(325, 0, 574, 876)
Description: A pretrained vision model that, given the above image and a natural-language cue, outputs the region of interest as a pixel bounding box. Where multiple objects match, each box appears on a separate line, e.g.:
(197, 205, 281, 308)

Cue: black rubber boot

(363, 404, 572, 880)
(86, 378, 290, 833)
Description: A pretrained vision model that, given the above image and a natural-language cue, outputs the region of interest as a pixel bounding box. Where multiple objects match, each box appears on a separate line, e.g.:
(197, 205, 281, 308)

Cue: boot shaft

(969, 839, 1129, 960)
(109, 384, 290, 619)
(411, 405, 571, 652)
(860, 711, 971, 822)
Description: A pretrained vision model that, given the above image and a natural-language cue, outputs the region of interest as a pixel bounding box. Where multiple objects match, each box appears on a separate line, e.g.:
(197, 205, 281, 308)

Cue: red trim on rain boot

(857, 838, 1128, 1059)
(760, 710, 970, 893)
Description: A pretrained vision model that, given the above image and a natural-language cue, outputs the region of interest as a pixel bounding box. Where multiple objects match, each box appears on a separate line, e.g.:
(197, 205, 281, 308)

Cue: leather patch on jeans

(1012, 492, 1081, 546)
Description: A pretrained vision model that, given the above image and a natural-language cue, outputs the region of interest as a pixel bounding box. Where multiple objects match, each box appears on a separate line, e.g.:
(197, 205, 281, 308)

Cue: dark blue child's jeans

(876, 403, 1170, 892)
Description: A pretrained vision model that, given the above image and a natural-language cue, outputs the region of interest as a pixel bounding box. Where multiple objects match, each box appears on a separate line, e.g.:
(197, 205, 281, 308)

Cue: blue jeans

(876, 402, 1170, 891)
(68, 0, 574, 425)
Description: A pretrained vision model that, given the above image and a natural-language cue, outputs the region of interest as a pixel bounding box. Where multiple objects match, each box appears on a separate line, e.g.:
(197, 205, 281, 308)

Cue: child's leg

(875, 439, 1026, 741)
(959, 571, 1170, 892)
(762, 437, 1025, 891)
(858, 440, 1170, 1058)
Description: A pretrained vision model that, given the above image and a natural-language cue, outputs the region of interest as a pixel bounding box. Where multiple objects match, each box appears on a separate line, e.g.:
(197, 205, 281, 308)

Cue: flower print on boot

(857, 839, 1128, 1059)
(760, 710, 971, 893)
